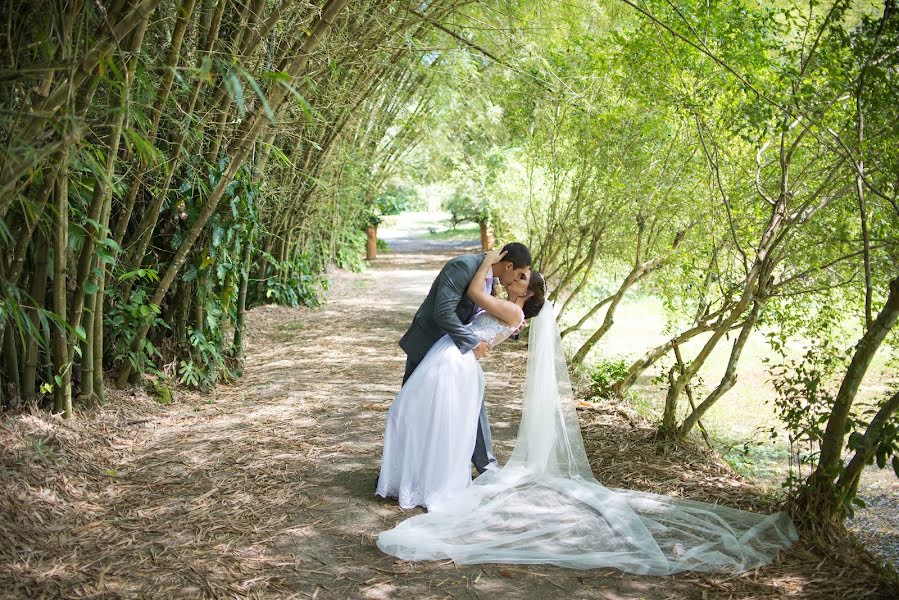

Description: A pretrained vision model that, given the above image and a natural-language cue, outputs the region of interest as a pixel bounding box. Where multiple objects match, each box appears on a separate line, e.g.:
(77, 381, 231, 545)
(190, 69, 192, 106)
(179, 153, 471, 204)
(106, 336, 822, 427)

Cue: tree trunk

(572, 257, 663, 365)
(611, 312, 728, 396)
(52, 152, 72, 417)
(233, 239, 253, 358)
(2, 324, 21, 406)
(92, 261, 107, 404)
(677, 296, 766, 438)
(366, 225, 377, 260)
(78, 285, 95, 403)
(560, 295, 612, 339)
(5, 170, 56, 287)
(23, 231, 50, 402)
(835, 388, 899, 505)
(800, 275, 899, 518)
(112, 0, 201, 248)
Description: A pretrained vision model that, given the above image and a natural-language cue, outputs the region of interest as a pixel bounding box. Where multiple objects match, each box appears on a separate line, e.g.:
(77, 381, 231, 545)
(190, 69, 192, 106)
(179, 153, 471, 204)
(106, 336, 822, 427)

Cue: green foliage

(441, 190, 489, 228)
(766, 336, 848, 493)
(588, 358, 630, 400)
(105, 279, 165, 377)
(762, 294, 899, 506)
(258, 252, 324, 308)
(177, 328, 234, 389)
(336, 229, 369, 272)
(375, 184, 423, 215)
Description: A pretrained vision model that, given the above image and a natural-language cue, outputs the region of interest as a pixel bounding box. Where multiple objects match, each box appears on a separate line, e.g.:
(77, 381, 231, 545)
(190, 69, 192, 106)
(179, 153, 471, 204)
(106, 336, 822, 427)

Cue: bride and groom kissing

(374, 242, 798, 574)
(377, 242, 543, 508)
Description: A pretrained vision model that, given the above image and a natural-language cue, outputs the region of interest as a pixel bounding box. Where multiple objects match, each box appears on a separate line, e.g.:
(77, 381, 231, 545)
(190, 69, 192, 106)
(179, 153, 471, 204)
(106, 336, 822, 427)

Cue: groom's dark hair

(501, 242, 532, 269)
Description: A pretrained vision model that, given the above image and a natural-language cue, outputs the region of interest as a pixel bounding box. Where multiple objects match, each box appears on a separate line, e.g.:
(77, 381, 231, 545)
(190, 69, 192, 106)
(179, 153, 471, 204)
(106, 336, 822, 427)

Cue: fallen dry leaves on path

(1, 241, 897, 599)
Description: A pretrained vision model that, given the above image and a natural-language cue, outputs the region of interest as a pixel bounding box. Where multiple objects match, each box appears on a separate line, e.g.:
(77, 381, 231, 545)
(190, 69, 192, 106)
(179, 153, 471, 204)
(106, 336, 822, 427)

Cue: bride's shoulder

(484, 302, 524, 330)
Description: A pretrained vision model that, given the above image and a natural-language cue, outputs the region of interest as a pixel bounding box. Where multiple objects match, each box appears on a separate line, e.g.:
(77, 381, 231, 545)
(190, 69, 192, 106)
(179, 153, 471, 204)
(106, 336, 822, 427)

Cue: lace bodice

(470, 311, 521, 348)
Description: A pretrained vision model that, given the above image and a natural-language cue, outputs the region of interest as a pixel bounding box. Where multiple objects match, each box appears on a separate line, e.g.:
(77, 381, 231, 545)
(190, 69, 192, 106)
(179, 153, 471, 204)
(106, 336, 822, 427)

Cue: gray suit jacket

(399, 253, 485, 366)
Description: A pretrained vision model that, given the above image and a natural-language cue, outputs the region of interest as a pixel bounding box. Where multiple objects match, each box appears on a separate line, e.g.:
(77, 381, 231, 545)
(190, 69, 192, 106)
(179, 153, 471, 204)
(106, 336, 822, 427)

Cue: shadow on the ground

(0, 228, 896, 599)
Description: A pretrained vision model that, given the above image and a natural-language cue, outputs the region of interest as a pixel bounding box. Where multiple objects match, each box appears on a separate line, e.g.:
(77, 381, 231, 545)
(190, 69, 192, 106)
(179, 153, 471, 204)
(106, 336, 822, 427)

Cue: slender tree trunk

(2, 321, 21, 405)
(5, 170, 56, 287)
(79, 283, 95, 403)
(572, 257, 664, 364)
(611, 311, 729, 396)
(673, 340, 712, 447)
(557, 236, 602, 319)
(175, 282, 190, 344)
(93, 256, 107, 403)
(663, 188, 785, 421)
(561, 295, 613, 339)
(800, 275, 899, 518)
(52, 152, 72, 417)
(68, 105, 134, 356)
(836, 388, 899, 504)
(113, 0, 201, 248)
(116, 0, 231, 295)
(853, 0, 893, 331)
(677, 296, 766, 438)
(233, 239, 253, 358)
(23, 231, 50, 402)
(194, 268, 208, 331)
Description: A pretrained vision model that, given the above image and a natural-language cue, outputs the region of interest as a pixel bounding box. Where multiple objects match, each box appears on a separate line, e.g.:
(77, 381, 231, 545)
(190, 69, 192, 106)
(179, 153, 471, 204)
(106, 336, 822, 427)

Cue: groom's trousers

(403, 356, 498, 474)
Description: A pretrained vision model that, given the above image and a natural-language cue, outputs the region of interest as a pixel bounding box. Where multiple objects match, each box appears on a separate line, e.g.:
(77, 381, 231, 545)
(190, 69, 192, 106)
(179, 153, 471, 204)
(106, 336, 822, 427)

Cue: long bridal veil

(377, 302, 798, 574)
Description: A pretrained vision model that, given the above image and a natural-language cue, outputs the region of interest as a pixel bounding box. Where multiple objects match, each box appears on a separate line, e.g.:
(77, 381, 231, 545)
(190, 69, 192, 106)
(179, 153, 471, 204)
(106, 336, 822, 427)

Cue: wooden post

(366, 224, 378, 260)
(480, 221, 495, 251)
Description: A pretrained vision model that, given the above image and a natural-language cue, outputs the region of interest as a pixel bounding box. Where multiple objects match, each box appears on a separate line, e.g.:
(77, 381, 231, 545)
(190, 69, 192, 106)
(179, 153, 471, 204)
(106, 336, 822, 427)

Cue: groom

(399, 242, 532, 473)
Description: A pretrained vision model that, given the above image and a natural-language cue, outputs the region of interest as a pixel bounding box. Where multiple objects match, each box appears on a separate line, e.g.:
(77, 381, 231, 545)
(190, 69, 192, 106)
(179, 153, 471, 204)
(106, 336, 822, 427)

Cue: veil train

(377, 302, 797, 574)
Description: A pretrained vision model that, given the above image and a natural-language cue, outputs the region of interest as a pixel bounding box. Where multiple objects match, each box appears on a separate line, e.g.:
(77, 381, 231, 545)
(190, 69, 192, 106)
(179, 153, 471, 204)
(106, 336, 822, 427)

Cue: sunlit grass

(424, 221, 481, 241)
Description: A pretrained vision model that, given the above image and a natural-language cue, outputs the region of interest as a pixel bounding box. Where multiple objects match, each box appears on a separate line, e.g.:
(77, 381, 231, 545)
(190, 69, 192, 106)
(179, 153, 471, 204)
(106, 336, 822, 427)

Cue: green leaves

(223, 64, 280, 123)
(118, 268, 159, 283)
(239, 66, 275, 122)
(224, 68, 245, 116)
(278, 80, 321, 122)
(124, 127, 166, 172)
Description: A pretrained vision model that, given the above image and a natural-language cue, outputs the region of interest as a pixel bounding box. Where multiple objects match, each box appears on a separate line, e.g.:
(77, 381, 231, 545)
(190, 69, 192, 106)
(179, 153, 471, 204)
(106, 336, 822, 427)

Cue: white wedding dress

(377, 302, 799, 575)
(376, 311, 519, 510)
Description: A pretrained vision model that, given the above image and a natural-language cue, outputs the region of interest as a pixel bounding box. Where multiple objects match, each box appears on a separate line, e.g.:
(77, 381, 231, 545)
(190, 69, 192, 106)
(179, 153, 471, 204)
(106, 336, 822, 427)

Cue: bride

(377, 294, 799, 574)
(376, 250, 546, 510)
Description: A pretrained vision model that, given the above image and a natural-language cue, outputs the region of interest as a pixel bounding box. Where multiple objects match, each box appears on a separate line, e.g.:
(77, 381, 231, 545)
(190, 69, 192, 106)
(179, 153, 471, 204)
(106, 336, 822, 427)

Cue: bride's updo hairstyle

(523, 271, 546, 319)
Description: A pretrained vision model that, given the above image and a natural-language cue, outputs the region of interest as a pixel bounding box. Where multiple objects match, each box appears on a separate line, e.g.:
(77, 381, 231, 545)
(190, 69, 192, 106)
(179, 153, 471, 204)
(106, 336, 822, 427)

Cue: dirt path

(2, 221, 896, 599)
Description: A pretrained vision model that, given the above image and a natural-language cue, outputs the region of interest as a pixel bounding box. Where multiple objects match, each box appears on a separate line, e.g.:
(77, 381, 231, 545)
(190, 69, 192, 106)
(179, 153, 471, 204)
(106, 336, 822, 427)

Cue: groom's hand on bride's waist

(473, 341, 490, 360)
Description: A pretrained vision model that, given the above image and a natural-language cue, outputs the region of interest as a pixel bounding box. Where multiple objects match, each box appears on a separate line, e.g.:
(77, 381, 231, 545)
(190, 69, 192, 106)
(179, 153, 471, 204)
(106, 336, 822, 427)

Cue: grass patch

(424, 222, 480, 241)
(716, 434, 791, 487)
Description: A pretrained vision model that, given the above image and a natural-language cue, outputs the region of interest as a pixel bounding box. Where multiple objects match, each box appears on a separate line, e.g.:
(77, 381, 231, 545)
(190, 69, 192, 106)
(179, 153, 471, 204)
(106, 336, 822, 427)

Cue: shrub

(589, 358, 630, 399)
(441, 190, 489, 228)
(375, 184, 424, 215)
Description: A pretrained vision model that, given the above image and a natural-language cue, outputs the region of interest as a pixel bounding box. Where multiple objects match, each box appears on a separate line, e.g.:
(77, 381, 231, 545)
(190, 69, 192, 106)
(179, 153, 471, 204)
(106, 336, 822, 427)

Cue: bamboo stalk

(52, 151, 72, 417)
(22, 230, 50, 402)
(116, 0, 353, 387)
(0, 0, 165, 214)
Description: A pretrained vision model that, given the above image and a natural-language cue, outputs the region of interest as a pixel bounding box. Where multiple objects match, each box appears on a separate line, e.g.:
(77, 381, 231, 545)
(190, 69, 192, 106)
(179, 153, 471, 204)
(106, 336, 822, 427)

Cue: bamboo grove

(0, 1, 472, 414)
